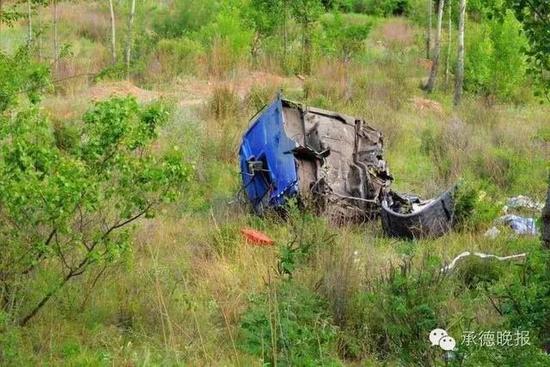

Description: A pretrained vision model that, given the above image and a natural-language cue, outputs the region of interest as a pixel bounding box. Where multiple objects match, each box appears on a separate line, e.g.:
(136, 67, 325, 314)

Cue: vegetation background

(0, 0, 548, 366)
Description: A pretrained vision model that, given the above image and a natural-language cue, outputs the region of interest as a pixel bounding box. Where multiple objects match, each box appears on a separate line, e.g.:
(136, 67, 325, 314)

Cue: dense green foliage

(0, 49, 191, 329)
(465, 11, 528, 101)
(239, 281, 339, 366)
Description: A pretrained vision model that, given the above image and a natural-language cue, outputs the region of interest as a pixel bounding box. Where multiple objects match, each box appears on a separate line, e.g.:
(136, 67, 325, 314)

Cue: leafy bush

(465, 12, 529, 101)
(152, 0, 219, 38)
(239, 281, 339, 366)
(453, 180, 501, 229)
(341, 257, 451, 363)
(0, 52, 191, 325)
(321, 13, 372, 60)
(152, 37, 204, 79)
(345, 0, 410, 16)
(493, 248, 550, 346)
(462, 246, 550, 365)
(199, 4, 254, 73)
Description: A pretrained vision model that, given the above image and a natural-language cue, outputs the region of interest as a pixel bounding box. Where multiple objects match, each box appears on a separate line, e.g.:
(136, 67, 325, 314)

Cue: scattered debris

(497, 214, 538, 236)
(441, 251, 527, 273)
(238, 94, 456, 238)
(241, 228, 274, 246)
(484, 226, 501, 239)
(504, 195, 544, 213)
(381, 188, 455, 239)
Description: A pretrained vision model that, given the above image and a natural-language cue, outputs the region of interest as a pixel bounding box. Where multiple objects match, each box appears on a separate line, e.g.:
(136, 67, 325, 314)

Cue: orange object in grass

(241, 228, 274, 246)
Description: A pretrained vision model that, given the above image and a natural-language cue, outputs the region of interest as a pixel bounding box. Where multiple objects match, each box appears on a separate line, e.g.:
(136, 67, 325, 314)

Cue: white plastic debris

(484, 226, 501, 239)
(442, 251, 527, 272)
(498, 214, 538, 235)
(503, 195, 544, 213)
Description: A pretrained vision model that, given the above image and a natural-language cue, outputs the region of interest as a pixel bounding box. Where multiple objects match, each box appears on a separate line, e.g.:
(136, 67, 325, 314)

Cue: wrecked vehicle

(381, 188, 455, 238)
(238, 94, 455, 238)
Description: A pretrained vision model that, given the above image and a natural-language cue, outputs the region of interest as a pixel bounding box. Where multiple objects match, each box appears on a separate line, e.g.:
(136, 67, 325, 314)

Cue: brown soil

(410, 96, 444, 114)
(88, 81, 160, 103)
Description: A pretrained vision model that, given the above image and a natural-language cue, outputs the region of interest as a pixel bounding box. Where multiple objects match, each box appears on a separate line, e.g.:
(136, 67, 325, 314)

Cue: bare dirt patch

(88, 81, 160, 103)
(410, 96, 444, 115)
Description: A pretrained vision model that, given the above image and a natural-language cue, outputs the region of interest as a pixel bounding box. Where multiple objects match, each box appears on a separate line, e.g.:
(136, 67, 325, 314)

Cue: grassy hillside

(0, 1, 548, 366)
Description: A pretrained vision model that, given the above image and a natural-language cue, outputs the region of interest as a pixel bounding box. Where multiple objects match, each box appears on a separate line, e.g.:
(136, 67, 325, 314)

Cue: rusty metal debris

(238, 94, 455, 238)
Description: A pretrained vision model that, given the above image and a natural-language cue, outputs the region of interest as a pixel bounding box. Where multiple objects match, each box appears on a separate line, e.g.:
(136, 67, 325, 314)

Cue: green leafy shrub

(199, 4, 254, 74)
(245, 85, 278, 112)
(341, 257, 451, 363)
(0, 312, 30, 366)
(0, 47, 50, 111)
(462, 247, 550, 365)
(152, 37, 204, 80)
(0, 52, 192, 325)
(492, 249, 550, 348)
(152, 0, 218, 38)
(239, 281, 339, 366)
(277, 201, 336, 277)
(321, 13, 372, 60)
(455, 257, 504, 290)
(346, 0, 410, 16)
(453, 180, 501, 229)
(465, 12, 529, 101)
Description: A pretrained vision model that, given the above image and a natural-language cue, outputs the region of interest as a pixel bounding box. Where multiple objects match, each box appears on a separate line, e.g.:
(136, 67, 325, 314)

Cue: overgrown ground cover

(1, 1, 549, 366)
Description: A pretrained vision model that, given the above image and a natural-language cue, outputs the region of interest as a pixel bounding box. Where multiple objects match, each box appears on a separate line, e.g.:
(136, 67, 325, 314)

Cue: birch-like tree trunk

(53, 0, 59, 74)
(282, 0, 288, 70)
(426, 0, 432, 59)
(425, 0, 445, 92)
(125, 0, 136, 80)
(445, 0, 452, 86)
(454, 0, 466, 106)
(25, 0, 32, 44)
(109, 0, 116, 64)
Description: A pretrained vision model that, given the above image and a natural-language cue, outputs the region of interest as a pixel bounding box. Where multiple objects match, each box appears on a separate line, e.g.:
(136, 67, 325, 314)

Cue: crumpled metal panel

(239, 95, 392, 221)
(282, 100, 392, 221)
(239, 96, 298, 213)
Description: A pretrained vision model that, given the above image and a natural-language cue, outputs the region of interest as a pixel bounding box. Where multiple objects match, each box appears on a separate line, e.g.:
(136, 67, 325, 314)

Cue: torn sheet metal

(497, 214, 538, 236)
(239, 94, 392, 220)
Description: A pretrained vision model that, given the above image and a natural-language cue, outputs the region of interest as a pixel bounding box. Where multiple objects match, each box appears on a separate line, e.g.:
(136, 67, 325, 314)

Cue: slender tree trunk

(425, 0, 445, 92)
(37, 7, 42, 60)
(445, 0, 452, 86)
(282, 0, 288, 71)
(53, 0, 59, 74)
(543, 183, 550, 250)
(27, 0, 33, 44)
(426, 0, 432, 59)
(125, 0, 136, 80)
(454, 0, 466, 106)
(303, 25, 312, 75)
(109, 0, 116, 64)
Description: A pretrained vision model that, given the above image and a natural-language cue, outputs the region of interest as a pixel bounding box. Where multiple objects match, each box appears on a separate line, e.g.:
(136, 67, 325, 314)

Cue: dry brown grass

(56, 2, 110, 43)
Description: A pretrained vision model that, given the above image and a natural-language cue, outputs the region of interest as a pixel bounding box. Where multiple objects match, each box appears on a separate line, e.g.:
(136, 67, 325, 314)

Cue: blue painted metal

(238, 95, 298, 212)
